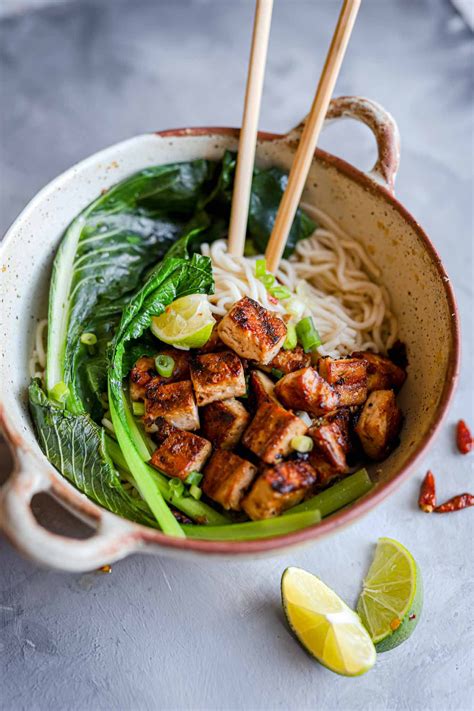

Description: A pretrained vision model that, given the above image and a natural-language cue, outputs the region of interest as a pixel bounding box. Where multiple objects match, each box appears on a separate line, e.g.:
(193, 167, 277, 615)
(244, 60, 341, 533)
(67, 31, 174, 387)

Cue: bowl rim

(0, 125, 461, 556)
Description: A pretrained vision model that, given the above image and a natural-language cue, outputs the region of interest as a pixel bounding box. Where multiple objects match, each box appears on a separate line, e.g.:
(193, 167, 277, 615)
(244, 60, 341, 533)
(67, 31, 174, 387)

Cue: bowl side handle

(284, 95, 400, 193)
(0, 446, 143, 572)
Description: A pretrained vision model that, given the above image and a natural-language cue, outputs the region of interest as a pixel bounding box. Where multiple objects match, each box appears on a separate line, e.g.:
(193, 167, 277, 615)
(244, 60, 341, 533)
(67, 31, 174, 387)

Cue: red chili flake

(456, 420, 473, 455)
(434, 493, 474, 514)
(268, 295, 278, 306)
(409, 614, 416, 621)
(98, 564, 112, 574)
(418, 471, 436, 513)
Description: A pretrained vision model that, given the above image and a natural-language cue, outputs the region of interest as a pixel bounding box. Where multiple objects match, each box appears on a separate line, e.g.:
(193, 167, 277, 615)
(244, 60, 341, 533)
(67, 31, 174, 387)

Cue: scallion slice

(168, 477, 185, 499)
(255, 258, 267, 278)
(283, 323, 297, 350)
(185, 471, 203, 487)
(271, 368, 284, 380)
(260, 273, 276, 289)
(80, 332, 97, 346)
(296, 316, 321, 353)
(132, 401, 145, 417)
(155, 354, 175, 378)
(291, 435, 314, 453)
(189, 485, 202, 500)
(269, 285, 291, 300)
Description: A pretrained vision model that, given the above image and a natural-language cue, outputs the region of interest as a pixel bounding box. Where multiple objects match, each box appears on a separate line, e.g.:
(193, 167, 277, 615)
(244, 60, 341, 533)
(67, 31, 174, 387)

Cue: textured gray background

(0, 1, 473, 710)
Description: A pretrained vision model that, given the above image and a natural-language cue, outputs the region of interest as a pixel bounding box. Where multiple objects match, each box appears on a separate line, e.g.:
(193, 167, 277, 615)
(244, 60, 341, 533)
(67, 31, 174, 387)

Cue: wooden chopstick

(265, 0, 361, 272)
(227, 0, 274, 257)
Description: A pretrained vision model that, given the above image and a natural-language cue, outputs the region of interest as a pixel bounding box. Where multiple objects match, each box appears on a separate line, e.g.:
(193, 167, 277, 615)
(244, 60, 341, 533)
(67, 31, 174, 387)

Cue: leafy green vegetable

(28, 379, 158, 528)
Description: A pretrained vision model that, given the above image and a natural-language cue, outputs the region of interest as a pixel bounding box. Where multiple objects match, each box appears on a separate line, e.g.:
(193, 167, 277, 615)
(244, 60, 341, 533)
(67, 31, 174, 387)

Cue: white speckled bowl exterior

(0, 97, 459, 571)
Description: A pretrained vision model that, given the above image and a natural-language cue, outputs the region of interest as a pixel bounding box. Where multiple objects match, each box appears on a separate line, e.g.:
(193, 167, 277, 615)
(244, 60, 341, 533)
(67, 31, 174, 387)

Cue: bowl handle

(0, 447, 142, 572)
(284, 96, 400, 193)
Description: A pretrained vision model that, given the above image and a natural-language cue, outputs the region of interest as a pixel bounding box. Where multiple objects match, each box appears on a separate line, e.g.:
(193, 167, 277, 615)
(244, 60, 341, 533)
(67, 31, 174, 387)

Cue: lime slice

(357, 537, 423, 652)
(151, 294, 215, 350)
(281, 567, 376, 676)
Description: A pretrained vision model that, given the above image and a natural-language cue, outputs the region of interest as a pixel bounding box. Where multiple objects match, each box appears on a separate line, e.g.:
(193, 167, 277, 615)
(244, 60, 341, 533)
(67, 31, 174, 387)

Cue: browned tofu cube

(218, 296, 287, 364)
(242, 401, 307, 464)
(355, 389, 403, 460)
(352, 351, 406, 392)
(201, 398, 250, 450)
(144, 380, 199, 432)
(202, 450, 257, 511)
(263, 345, 311, 374)
(129, 356, 156, 401)
(308, 410, 351, 487)
(242, 460, 317, 520)
(275, 367, 339, 416)
(190, 351, 246, 406)
(318, 356, 368, 406)
(150, 427, 212, 480)
(249, 370, 278, 409)
(129, 350, 190, 401)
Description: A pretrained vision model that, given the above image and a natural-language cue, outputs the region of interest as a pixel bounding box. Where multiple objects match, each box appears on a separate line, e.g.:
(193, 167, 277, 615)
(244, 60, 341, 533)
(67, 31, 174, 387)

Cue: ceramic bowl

(0, 96, 460, 571)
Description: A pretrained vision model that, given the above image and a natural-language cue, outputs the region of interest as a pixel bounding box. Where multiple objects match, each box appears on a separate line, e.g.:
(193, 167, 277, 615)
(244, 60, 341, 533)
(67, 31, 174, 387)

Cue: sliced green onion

(80, 332, 97, 346)
(271, 368, 284, 380)
(291, 435, 314, 453)
(185, 471, 203, 486)
(283, 323, 297, 350)
(49, 381, 70, 404)
(155, 354, 175, 378)
(182, 510, 321, 541)
(269, 285, 291, 300)
(169, 477, 185, 499)
(255, 258, 267, 278)
(296, 316, 321, 353)
(284, 468, 373, 518)
(190, 484, 202, 500)
(260, 273, 275, 289)
(132, 401, 145, 417)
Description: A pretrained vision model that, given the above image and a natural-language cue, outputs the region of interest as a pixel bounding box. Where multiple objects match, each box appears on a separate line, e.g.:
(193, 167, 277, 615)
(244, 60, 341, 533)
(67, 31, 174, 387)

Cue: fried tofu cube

(352, 351, 406, 392)
(242, 401, 307, 464)
(242, 460, 317, 520)
(201, 398, 250, 450)
(318, 356, 368, 407)
(150, 427, 212, 480)
(129, 350, 190, 401)
(143, 380, 199, 432)
(190, 351, 246, 406)
(263, 345, 311, 375)
(249, 370, 278, 408)
(275, 367, 339, 416)
(202, 450, 257, 511)
(218, 296, 287, 364)
(308, 411, 351, 487)
(129, 356, 156, 401)
(355, 389, 402, 460)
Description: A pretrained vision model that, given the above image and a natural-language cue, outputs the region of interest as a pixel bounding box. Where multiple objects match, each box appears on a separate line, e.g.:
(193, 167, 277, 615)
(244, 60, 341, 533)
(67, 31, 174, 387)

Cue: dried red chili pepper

(434, 493, 474, 513)
(418, 470, 436, 512)
(456, 420, 473, 455)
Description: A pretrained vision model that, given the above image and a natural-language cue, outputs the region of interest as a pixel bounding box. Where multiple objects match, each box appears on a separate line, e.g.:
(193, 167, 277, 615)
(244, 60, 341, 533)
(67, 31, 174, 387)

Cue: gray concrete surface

(0, 1, 473, 709)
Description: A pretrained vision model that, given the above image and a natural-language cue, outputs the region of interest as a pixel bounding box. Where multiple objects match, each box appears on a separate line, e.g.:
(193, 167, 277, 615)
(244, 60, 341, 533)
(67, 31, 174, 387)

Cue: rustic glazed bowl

(0, 97, 459, 571)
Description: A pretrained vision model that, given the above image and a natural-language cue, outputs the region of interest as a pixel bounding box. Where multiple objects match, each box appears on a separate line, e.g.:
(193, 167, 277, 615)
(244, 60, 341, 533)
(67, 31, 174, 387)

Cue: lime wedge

(357, 537, 422, 652)
(281, 567, 376, 676)
(151, 294, 216, 350)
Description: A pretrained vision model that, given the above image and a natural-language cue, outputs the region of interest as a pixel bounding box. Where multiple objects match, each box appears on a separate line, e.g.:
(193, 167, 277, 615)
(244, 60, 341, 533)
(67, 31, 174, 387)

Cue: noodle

(201, 204, 397, 358)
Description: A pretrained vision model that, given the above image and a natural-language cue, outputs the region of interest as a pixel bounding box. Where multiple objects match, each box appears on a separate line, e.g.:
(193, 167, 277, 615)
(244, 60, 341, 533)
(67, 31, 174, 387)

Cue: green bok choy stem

(182, 510, 321, 541)
(284, 468, 373, 518)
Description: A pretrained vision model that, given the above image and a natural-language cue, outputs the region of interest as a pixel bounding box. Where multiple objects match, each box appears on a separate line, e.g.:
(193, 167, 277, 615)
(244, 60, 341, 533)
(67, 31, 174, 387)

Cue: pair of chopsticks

(227, 0, 361, 273)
